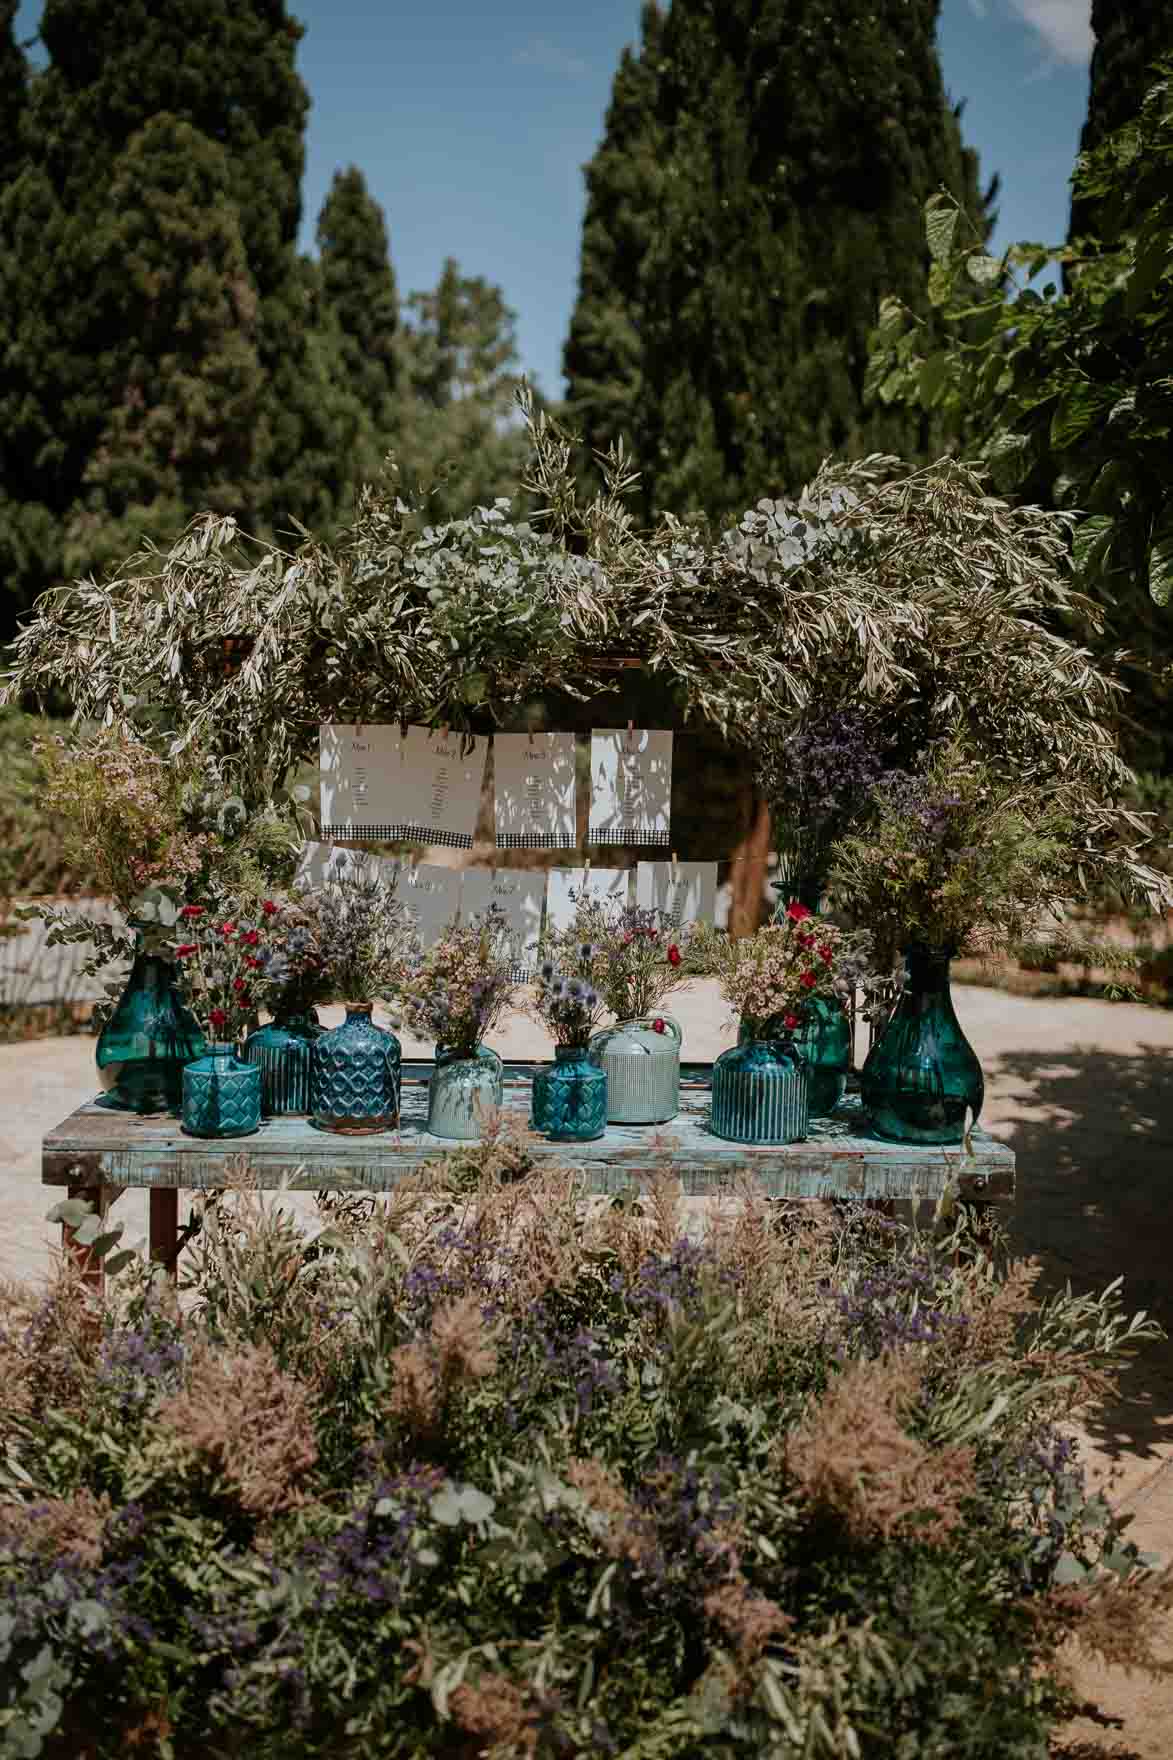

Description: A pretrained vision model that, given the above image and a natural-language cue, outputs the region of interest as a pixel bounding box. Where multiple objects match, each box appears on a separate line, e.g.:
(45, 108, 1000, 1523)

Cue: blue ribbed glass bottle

(711, 1037, 809, 1145)
(310, 1004, 401, 1135)
(242, 1009, 322, 1116)
(181, 1043, 262, 1138)
(738, 997, 849, 1118)
(427, 1043, 504, 1140)
(861, 945, 983, 1145)
(95, 930, 205, 1114)
(531, 1045, 607, 1142)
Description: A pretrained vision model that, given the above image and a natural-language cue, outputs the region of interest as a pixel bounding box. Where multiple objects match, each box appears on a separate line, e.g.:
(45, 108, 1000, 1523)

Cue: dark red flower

(179, 904, 206, 921)
(783, 1012, 800, 1030)
(239, 929, 260, 946)
(261, 900, 279, 916)
(232, 977, 246, 992)
(245, 956, 262, 969)
(209, 1008, 227, 1029)
(174, 943, 197, 958)
(799, 970, 817, 989)
(667, 944, 682, 967)
(785, 901, 813, 922)
(818, 943, 834, 964)
(219, 921, 235, 937)
(652, 1017, 667, 1034)
(797, 933, 815, 950)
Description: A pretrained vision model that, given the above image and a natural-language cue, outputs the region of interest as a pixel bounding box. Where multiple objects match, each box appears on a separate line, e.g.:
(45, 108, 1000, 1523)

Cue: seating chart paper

(493, 732, 577, 849)
(396, 862, 462, 950)
(588, 728, 673, 847)
(460, 868, 545, 979)
(319, 724, 486, 849)
(636, 860, 718, 926)
(544, 866, 630, 934)
(295, 840, 398, 892)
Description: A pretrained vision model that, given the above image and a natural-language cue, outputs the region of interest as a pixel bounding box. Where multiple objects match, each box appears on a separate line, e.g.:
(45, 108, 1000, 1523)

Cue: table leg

(150, 1188, 180, 1279)
(64, 1182, 122, 1292)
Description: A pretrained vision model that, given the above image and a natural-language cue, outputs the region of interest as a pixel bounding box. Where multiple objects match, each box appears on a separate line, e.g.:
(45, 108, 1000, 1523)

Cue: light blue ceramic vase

(427, 1043, 504, 1140)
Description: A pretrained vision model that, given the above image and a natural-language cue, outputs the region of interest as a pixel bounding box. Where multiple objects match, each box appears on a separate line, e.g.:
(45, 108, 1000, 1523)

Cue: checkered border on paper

(496, 830, 577, 850)
(509, 961, 537, 983)
(320, 822, 474, 850)
(588, 827, 671, 847)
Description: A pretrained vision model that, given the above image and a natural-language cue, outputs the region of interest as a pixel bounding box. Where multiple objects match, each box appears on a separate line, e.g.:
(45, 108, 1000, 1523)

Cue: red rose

(179, 904, 205, 920)
(261, 900, 279, 916)
(209, 1008, 227, 1029)
(239, 929, 260, 946)
(783, 1012, 800, 1030)
(652, 1017, 667, 1034)
(667, 944, 682, 967)
(245, 956, 262, 969)
(219, 921, 235, 937)
(797, 933, 814, 950)
(799, 970, 817, 989)
(785, 901, 812, 922)
(174, 943, 197, 958)
(818, 943, 833, 964)
(232, 977, 246, 992)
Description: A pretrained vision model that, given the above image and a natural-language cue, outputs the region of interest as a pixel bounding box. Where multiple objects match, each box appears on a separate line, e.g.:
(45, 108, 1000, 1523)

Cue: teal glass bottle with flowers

(243, 902, 327, 1115)
(398, 907, 516, 1141)
(172, 908, 264, 1138)
(861, 944, 983, 1145)
(95, 921, 205, 1114)
(528, 942, 610, 1142)
(763, 897, 853, 1116)
(311, 1004, 401, 1134)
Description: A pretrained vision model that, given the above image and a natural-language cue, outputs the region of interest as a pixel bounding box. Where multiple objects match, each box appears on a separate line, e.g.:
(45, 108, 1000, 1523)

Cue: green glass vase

(711, 1036, 809, 1145)
(242, 1009, 322, 1116)
(861, 945, 984, 1145)
(95, 933, 205, 1114)
(531, 1045, 607, 1142)
(739, 997, 849, 1118)
(181, 1043, 262, 1139)
(310, 1003, 401, 1135)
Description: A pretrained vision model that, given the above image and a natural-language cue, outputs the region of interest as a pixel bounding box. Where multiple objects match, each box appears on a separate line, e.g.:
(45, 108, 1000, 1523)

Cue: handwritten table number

(493, 732, 577, 849)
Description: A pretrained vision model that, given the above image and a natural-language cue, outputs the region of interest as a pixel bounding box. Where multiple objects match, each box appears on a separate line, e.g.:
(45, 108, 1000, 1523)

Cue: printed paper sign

(460, 868, 545, 979)
(493, 732, 577, 849)
(319, 723, 486, 849)
(396, 862, 462, 949)
(635, 860, 718, 927)
(295, 840, 399, 892)
(588, 728, 672, 847)
(544, 867, 631, 934)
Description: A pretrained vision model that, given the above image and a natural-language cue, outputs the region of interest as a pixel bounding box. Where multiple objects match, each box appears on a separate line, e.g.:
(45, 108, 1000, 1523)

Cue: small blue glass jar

(861, 945, 983, 1145)
(428, 1043, 504, 1140)
(310, 1003, 401, 1135)
(531, 1045, 607, 1142)
(181, 1043, 262, 1139)
(711, 1036, 809, 1145)
(242, 1009, 322, 1116)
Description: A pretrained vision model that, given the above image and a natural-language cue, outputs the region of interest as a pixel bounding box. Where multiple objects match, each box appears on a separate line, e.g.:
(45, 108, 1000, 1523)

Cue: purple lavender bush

(0, 1178, 1164, 1758)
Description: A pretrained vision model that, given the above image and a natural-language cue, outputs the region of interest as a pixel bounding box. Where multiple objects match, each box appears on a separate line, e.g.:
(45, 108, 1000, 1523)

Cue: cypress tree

(1070, 0, 1173, 239)
(0, 0, 26, 186)
(317, 167, 399, 420)
(564, 0, 991, 525)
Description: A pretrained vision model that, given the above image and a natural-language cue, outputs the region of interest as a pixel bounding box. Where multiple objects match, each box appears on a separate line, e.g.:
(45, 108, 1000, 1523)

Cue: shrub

(0, 1171, 1168, 1759)
(0, 711, 95, 910)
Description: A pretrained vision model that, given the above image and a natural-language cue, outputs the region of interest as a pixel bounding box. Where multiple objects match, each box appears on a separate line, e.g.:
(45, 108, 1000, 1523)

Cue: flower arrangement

(399, 907, 517, 1055)
(562, 898, 695, 1022)
(288, 862, 420, 1005)
(828, 739, 1074, 957)
(708, 903, 859, 1040)
(170, 906, 275, 1044)
(756, 706, 890, 905)
(531, 955, 607, 1049)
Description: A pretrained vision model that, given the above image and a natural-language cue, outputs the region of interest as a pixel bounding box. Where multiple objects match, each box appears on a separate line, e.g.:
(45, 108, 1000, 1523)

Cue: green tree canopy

(0, 0, 27, 186)
(1070, 0, 1173, 240)
(317, 165, 399, 422)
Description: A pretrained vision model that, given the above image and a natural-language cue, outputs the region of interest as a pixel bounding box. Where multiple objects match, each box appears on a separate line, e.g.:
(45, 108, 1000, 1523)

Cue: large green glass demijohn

(861, 944, 984, 1145)
(95, 925, 205, 1114)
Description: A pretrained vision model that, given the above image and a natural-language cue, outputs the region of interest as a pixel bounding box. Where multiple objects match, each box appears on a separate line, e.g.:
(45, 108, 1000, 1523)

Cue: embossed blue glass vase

(181, 1043, 261, 1138)
(242, 1009, 322, 1116)
(428, 1043, 504, 1140)
(95, 931, 205, 1114)
(861, 945, 984, 1145)
(738, 997, 849, 1119)
(531, 1045, 607, 1142)
(310, 1003, 401, 1135)
(711, 1036, 809, 1145)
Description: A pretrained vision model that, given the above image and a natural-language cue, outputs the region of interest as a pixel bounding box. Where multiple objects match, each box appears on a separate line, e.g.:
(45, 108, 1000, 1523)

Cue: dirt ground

(2, 979, 1171, 1754)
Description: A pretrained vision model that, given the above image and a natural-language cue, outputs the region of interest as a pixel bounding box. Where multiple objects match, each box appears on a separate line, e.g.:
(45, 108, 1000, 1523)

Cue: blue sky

(14, 0, 1093, 398)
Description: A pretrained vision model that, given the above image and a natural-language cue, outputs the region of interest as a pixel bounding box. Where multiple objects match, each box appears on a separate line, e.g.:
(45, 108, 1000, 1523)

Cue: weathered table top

(42, 1060, 1014, 1204)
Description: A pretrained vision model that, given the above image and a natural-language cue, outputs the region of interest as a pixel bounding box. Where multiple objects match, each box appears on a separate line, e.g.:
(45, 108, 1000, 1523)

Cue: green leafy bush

(1, 1167, 1168, 1758)
(0, 711, 95, 909)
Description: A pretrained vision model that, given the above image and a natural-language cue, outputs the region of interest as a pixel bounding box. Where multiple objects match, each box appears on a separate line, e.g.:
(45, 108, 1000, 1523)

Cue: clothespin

(671, 849, 680, 882)
(626, 718, 635, 749)
(584, 855, 591, 884)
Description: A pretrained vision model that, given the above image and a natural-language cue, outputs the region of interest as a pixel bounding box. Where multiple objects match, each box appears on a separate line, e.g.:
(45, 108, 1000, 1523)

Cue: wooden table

(43, 1060, 1015, 1282)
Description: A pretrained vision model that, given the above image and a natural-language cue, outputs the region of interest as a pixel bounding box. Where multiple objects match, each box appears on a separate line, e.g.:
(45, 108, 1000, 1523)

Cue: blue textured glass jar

(711, 1036, 809, 1145)
(181, 1043, 262, 1138)
(95, 930, 205, 1114)
(310, 1003, 401, 1135)
(531, 1045, 607, 1142)
(738, 997, 849, 1118)
(242, 1009, 322, 1116)
(428, 1043, 503, 1140)
(861, 945, 984, 1145)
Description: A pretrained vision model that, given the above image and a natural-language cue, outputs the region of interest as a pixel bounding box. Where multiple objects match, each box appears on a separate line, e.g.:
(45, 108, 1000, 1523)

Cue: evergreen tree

(1070, 0, 1173, 239)
(317, 167, 399, 429)
(0, 0, 27, 187)
(564, 0, 991, 525)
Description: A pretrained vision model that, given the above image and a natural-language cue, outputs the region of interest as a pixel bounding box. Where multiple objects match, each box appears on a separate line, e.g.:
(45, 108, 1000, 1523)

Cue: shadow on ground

(988, 1042, 1173, 1466)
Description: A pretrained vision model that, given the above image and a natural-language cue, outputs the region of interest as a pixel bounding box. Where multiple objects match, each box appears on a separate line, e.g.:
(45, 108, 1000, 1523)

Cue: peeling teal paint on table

(43, 1059, 1014, 1280)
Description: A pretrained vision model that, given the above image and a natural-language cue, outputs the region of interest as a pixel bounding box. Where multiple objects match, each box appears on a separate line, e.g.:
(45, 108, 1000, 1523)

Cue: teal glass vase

(95, 933, 205, 1114)
(310, 1003, 401, 1135)
(242, 1009, 322, 1116)
(861, 945, 984, 1145)
(531, 1045, 607, 1142)
(711, 1036, 809, 1145)
(739, 996, 849, 1118)
(181, 1043, 262, 1139)
(427, 1043, 503, 1140)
